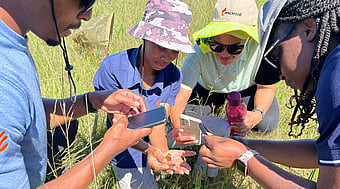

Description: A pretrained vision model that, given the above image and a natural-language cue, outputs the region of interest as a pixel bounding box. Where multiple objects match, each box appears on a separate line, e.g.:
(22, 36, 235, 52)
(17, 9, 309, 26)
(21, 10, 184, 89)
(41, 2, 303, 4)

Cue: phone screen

(127, 107, 167, 129)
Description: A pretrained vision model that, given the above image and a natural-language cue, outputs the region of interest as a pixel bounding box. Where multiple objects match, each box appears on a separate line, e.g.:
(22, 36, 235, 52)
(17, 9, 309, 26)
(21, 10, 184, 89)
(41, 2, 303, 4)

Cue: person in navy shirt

(93, 0, 195, 188)
(199, 0, 340, 188)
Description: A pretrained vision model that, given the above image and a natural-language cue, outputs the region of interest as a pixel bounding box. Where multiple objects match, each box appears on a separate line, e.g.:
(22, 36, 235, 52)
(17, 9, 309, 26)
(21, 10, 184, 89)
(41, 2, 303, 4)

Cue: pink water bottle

(225, 91, 247, 136)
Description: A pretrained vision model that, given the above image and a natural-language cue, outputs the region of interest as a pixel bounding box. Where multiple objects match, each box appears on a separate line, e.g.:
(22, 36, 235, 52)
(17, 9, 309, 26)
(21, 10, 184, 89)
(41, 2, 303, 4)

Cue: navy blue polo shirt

(93, 47, 182, 168)
(316, 44, 340, 166)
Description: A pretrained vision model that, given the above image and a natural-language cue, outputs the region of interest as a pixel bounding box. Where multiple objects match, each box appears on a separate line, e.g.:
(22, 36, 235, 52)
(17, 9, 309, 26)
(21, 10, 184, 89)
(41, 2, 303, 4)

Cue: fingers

(120, 89, 147, 112)
(172, 128, 199, 146)
(113, 116, 152, 143)
(202, 135, 217, 149)
(180, 150, 196, 157)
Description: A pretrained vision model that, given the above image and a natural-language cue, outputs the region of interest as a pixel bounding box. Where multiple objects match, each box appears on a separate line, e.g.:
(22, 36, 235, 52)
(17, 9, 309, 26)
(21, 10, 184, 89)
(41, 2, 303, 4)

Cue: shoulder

(164, 63, 181, 80)
(99, 48, 139, 71)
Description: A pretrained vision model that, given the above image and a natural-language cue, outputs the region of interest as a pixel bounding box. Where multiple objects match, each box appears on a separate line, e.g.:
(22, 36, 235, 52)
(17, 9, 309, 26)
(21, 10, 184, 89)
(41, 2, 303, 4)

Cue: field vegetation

(29, 0, 319, 188)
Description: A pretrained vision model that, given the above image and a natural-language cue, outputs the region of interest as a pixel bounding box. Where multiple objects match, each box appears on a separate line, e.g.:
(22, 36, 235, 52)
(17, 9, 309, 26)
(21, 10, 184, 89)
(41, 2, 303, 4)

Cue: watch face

(236, 159, 247, 176)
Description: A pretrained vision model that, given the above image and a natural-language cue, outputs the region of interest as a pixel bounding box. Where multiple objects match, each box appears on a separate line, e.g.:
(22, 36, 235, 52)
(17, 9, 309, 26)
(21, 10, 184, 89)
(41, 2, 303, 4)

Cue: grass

(28, 0, 319, 188)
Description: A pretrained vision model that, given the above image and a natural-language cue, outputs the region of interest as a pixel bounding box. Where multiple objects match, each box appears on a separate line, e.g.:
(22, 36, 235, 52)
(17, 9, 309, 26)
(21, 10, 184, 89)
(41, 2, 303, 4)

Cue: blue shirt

(93, 47, 182, 168)
(316, 44, 340, 166)
(0, 20, 47, 188)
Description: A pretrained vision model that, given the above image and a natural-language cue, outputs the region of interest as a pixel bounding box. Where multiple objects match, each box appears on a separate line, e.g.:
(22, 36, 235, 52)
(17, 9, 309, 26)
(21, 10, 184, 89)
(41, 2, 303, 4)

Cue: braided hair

(274, 0, 340, 137)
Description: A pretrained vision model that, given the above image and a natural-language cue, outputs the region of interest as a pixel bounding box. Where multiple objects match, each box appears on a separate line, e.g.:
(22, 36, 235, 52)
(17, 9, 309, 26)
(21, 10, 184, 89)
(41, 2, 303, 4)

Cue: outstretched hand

(147, 146, 196, 175)
(229, 111, 263, 136)
(92, 89, 147, 115)
(102, 116, 152, 157)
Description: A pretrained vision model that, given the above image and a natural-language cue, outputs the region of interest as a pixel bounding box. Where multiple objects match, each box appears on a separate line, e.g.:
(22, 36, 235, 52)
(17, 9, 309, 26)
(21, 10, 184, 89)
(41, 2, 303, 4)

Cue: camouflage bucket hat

(128, 0, 195, 54)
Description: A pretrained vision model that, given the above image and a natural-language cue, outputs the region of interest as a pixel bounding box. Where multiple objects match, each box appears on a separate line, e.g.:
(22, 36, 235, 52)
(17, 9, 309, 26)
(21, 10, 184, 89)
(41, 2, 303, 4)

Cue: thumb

(199, 144, 211, 156)
(203, 135, 214, 147)
(180, 150, 196, 157)
(133, 127, 152, 139)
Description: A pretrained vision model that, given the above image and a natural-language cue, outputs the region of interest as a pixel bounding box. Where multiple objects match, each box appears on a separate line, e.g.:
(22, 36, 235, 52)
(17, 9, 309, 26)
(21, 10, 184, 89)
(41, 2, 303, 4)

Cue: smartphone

(127, 107, 167, 129)
(180, 114, 202, 145)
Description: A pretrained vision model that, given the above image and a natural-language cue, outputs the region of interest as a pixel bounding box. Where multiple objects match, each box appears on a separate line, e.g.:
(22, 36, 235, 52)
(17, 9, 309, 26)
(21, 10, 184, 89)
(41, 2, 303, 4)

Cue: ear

(301, 18, 317, 42)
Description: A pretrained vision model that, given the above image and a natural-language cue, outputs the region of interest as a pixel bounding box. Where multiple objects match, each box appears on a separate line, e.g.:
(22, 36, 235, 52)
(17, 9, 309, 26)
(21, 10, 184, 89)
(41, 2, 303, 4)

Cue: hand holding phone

(127, 107, 166, 129)
(179, 114, 202, 145)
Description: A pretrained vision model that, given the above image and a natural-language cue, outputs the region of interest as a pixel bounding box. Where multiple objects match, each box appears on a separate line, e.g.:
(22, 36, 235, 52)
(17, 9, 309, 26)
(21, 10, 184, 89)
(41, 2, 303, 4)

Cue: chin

(45, 39, 60, 46)
(220, 61, 233, 66)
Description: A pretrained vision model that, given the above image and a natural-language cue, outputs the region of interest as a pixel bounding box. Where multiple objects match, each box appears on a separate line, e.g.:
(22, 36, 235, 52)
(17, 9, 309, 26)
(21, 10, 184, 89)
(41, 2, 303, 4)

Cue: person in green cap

(169, 0, 280, 179)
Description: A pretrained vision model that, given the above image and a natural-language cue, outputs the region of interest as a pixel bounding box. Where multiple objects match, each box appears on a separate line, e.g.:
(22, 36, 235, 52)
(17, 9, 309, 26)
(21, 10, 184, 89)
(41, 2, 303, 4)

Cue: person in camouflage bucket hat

(128, 0, 195, 53)
(93, 0, 195, 188)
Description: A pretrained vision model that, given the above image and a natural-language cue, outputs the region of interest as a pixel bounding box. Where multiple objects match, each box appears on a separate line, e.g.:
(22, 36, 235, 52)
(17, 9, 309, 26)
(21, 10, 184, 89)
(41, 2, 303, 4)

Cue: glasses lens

(81, 0, 96, 13)
(208, 41, 244, 54)
(226, 44, 244, 55)
(208, 42, 224, 53)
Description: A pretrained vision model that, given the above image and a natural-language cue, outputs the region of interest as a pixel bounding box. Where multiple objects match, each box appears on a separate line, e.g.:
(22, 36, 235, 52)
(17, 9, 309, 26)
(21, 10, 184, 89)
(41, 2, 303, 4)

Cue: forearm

(39, 142, 120, 189)
(253, 84, 276, 114)
(43, 94, 90, 128)
(170, 88, 192, 128)
(149, 123, 169, 152)
(248, 155, 316, 188)
(245, 139, 318, 168)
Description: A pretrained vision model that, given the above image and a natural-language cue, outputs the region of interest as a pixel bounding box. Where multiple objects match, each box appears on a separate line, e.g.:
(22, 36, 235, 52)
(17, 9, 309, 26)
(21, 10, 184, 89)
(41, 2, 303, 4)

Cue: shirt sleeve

(165, 66, 183, 106)
(181, 44, 202, 90)
(0, 81, 30, 188)
(93, 55, 122, 91)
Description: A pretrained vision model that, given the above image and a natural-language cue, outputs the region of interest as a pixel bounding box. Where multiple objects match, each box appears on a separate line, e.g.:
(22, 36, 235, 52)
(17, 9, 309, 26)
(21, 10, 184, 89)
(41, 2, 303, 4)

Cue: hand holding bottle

(225, 92, 247, 137)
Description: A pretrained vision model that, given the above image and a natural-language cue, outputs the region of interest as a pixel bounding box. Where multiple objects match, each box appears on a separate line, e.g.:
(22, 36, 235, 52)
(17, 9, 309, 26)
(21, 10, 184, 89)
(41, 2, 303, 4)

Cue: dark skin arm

(43, 89, 146, 129)
(235, 138, 318, 168)
(200, 136, 316, 188)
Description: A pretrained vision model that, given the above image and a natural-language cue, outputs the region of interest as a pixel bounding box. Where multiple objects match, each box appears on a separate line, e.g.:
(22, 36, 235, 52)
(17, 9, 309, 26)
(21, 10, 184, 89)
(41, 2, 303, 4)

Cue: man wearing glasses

(0, 0, 194, 188)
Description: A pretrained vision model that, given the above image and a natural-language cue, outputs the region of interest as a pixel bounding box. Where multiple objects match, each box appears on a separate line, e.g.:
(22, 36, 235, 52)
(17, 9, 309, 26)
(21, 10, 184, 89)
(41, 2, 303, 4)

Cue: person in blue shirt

(200, 0, 340, 188)
(93, 0, 195, 188)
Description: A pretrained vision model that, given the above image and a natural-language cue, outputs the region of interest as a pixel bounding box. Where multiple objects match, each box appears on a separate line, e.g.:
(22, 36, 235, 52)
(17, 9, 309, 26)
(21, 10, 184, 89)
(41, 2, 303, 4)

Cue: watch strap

(236, 150, 255, 176)
(252, 108, 264, 119)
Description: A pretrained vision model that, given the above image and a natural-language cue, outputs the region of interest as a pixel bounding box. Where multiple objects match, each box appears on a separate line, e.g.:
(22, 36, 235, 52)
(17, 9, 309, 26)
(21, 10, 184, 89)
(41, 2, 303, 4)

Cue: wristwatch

(252, 108, 264, 119)
(236, 149, 260, 176)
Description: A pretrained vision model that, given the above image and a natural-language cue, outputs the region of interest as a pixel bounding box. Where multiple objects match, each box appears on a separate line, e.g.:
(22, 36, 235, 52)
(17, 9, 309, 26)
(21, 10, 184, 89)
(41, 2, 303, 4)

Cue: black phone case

(127, 107, 167, 129)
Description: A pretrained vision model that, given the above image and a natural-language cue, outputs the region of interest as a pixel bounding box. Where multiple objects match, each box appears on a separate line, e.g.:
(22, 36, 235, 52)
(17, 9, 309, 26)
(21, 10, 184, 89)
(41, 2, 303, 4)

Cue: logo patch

(0, 131, 9, 154)
(221, 7, 242, 17)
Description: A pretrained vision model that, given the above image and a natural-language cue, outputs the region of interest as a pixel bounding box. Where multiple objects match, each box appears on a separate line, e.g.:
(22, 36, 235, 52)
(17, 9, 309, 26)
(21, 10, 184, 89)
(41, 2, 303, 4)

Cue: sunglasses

(262, 23, 295, 74)
(208, 40, 244, 55)
(81, 0, 96, 14)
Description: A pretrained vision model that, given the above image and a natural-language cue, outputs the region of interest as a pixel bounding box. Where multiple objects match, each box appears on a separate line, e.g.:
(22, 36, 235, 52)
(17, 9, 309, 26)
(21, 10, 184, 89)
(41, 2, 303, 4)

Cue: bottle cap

(227, 92, 242, 106)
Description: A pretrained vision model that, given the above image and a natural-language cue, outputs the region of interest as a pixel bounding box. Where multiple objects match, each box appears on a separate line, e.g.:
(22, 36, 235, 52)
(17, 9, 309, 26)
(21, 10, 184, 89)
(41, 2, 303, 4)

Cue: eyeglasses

(262, 23, 295, 74)
(208, 40, 244, 55)
(81, 0, 96, 14)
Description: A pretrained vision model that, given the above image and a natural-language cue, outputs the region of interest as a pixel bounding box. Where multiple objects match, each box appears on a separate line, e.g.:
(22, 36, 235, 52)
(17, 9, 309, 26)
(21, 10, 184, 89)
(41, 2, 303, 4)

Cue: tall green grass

(29, 0, 319, 188)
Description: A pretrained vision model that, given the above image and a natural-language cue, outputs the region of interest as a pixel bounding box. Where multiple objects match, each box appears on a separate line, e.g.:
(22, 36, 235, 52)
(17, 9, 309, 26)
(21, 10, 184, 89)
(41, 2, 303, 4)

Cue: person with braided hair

(199, 0, 340, 188)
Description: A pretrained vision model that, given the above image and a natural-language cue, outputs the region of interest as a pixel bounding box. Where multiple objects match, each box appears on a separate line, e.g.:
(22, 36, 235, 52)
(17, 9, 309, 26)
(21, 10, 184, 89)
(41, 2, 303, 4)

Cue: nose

(220, 48, 233, 57)
(78, 8, 93, 21)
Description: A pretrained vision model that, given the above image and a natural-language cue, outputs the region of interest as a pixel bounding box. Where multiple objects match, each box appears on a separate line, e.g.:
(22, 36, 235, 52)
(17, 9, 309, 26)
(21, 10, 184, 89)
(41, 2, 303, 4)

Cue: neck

(0, 1, 28, 36)
(138, 47, 156, 77)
